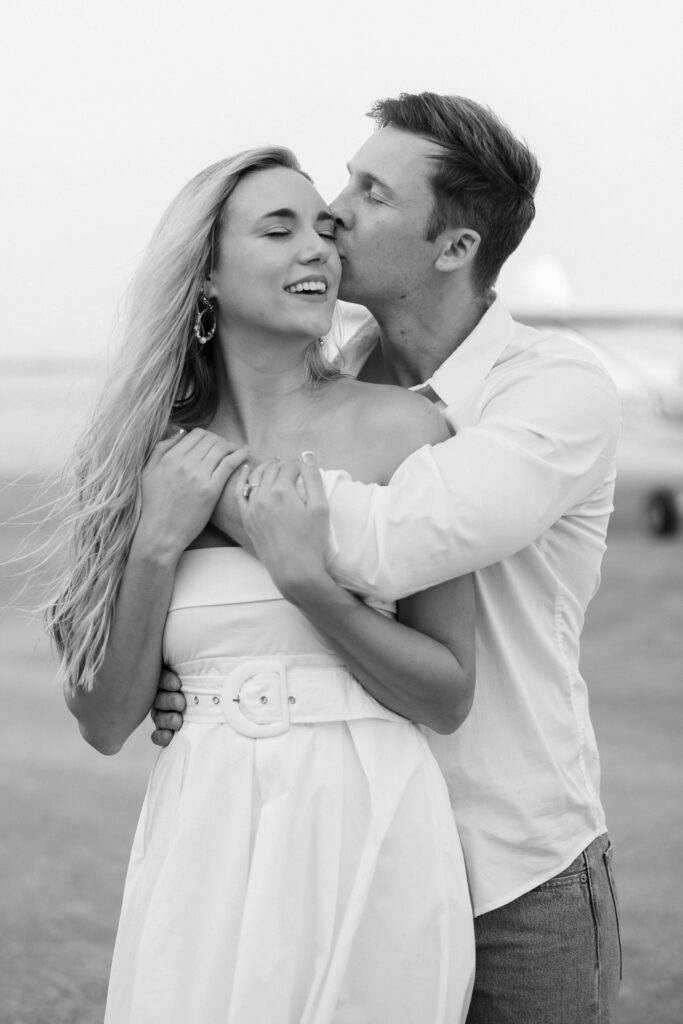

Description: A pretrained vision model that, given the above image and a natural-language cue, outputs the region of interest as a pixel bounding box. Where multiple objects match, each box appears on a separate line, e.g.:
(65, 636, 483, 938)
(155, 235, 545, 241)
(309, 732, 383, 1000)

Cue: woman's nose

(300, 233, 331, 263)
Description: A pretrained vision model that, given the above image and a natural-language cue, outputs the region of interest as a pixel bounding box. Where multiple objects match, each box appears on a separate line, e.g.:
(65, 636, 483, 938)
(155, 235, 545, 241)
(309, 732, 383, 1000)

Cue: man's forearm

(324, 367, 620, 601)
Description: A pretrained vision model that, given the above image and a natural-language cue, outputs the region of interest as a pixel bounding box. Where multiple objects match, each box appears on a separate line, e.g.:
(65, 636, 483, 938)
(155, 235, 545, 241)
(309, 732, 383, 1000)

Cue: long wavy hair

(46, 146, 338, 693)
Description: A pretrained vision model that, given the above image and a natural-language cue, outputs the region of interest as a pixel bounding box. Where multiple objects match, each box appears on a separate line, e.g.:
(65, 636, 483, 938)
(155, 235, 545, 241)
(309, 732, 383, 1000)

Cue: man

(153, 93, 622, 1022)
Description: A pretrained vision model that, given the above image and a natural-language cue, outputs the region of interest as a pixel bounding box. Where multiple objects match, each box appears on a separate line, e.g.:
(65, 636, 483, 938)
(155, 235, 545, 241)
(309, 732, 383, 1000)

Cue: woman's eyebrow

(257, 208, 334, 224)
(258, 208, 297, 221)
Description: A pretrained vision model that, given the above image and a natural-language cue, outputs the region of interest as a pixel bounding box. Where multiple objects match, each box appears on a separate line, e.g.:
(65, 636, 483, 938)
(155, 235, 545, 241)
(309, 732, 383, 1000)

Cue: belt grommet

(193, 696, 199, 705)
(212, 696, 220, 705)
(288, 696, 296, 704)
(260, 695, 268, 704)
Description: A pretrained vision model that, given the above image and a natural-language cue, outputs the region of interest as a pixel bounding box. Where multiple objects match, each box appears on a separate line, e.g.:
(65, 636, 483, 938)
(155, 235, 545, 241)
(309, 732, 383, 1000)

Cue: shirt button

(260, 695, 268, 704)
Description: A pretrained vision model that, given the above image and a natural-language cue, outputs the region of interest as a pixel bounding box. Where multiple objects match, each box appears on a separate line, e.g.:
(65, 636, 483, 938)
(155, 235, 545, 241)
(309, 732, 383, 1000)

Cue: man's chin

(338, 276, 362, 305)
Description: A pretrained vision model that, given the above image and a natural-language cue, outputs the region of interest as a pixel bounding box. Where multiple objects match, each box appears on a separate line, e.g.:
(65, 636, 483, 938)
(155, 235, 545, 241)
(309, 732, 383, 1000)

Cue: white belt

(179, 658, 406, 738)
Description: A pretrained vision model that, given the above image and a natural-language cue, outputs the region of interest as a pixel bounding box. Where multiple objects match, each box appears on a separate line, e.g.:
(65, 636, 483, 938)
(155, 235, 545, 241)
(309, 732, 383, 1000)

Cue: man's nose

(330, 190, 353, 230)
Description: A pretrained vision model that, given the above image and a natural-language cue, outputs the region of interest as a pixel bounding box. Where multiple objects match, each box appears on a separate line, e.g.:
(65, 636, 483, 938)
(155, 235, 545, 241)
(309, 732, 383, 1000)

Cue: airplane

(516, 313, 683, 536)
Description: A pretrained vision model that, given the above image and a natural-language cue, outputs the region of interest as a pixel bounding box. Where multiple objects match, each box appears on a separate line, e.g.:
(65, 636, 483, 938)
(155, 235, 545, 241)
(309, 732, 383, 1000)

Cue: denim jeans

(466, 834, 621, 1024)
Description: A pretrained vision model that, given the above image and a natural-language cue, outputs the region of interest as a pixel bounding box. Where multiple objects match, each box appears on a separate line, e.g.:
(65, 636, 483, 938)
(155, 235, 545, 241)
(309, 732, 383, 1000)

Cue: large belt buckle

(221, 660, 290, 738)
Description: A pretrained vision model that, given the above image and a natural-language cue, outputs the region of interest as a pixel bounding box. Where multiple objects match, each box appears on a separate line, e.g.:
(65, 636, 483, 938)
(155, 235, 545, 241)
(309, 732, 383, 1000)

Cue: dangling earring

(193, 292, 216, 345)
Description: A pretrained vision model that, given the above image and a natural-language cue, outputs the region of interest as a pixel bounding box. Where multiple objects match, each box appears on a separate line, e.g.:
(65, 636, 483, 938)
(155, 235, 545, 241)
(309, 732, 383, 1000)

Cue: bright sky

(2, 0, 682, 359)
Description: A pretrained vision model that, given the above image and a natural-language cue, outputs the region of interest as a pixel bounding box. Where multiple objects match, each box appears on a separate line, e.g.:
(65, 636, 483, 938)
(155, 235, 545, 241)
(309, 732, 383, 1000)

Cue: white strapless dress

(104, 548, 474, 1024)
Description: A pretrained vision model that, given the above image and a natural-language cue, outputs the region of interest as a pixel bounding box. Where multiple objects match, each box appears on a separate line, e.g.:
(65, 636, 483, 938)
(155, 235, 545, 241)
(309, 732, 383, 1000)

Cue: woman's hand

(137, 428, 248, 558)
(237, 453, 331, 600)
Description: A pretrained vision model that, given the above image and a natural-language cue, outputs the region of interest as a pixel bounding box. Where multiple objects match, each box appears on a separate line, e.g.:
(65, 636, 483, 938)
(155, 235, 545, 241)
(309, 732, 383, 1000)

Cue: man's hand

(150, 668, 186, 746)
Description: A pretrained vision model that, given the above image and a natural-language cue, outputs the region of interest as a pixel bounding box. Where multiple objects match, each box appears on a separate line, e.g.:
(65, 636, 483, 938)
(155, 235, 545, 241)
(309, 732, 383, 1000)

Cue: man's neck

(360, 289, 493, 388)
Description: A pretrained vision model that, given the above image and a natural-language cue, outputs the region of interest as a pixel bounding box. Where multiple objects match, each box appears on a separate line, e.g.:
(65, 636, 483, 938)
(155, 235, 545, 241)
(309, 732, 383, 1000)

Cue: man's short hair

(369, 92, 541, 290)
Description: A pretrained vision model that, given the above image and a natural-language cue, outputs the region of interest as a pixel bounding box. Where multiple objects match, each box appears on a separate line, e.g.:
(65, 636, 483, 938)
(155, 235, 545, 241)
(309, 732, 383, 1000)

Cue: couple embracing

(51, 92, 622, 1023)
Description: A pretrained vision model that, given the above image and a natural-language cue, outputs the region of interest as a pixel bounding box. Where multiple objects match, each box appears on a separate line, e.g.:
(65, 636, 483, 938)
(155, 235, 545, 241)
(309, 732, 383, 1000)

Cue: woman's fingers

(146, 427, 187, 467)
(161, 424, 187, 442)
(158, 428, 249, 483)
(183, 429, 224, 461)
(199, 432, 249, 467)
(168, 426, 209, 455)
(146, 427, 208, 471)
(212, 444, 250, 488)
(205, 440, 248, 475)
(237, 456, 316, 524)
(236, 463, 252, 520)
(246, 457, 281, 491)
(237, 459, 281, 522)
(255, 460, 284, 494)
(154, 427, 248, 470)
(298, 451, 326, 506)
(272, 460, 303, 489)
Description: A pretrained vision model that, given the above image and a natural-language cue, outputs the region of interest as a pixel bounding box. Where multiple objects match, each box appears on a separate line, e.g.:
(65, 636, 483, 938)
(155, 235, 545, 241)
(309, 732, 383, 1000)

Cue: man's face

(330, 127, 444, 307)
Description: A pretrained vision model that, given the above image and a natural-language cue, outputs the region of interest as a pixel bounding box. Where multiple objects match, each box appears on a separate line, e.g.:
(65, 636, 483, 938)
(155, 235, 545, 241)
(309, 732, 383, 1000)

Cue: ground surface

(0, 481, 681, 1023)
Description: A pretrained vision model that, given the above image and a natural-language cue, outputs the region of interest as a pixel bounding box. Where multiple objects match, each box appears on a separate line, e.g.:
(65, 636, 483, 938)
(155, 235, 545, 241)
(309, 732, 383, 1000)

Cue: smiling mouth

(284, 280, 328, 295)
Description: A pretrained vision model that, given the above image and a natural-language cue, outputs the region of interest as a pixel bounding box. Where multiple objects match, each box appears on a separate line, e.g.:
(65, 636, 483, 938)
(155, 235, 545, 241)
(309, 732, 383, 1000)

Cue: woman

(49, 148, 475, 1023)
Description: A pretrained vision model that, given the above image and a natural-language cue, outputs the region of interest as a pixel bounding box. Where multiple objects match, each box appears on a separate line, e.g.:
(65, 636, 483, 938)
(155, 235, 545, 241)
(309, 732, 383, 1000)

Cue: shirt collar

(337, 297, 515, 407)
(334, 313, 380, 377)
(425, 297, 516, 408)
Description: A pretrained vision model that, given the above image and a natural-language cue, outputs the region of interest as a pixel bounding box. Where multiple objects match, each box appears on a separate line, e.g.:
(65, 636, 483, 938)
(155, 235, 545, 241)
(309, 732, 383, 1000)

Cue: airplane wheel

(646, 490, 680, 536)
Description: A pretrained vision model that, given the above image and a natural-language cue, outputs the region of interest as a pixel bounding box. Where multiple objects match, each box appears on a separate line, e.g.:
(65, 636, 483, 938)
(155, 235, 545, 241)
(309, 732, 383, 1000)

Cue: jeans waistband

(559, 833, 610, 877)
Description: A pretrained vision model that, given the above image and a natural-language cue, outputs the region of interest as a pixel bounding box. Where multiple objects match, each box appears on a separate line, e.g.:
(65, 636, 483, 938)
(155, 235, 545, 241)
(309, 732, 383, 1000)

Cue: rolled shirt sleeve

(325, 351, 621, 602)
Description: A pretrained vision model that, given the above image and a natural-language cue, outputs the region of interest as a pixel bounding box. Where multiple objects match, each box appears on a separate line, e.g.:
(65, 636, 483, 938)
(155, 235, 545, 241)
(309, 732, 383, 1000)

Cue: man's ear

(434, 228, 481, 273)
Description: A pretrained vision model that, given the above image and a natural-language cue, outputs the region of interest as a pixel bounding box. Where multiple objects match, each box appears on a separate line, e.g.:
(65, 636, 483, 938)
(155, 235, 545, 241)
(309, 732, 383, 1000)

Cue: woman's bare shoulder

(350, 379, 447, 440)
(333, 378, 449, 481)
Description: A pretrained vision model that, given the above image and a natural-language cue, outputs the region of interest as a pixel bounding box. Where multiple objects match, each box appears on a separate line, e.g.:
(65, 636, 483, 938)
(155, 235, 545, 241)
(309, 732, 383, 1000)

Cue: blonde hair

(46, 146, 338, 692)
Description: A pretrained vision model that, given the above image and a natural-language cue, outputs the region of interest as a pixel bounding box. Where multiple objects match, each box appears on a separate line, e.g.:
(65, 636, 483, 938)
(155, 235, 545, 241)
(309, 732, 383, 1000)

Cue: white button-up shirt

(323, 298, 621, 915)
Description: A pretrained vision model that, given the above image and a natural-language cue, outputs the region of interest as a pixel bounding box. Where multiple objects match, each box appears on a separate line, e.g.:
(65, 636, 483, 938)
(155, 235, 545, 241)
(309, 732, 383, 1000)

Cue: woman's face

(208, 166, 340, 343)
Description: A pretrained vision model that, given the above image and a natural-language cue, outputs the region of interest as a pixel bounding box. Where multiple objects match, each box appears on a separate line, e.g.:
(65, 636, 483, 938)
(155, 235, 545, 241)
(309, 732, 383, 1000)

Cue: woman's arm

(66, 430, 247, 754)
(65, 529, 178, 755)
(238, 458, 475, 734)
(284, 568, 474, 735)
